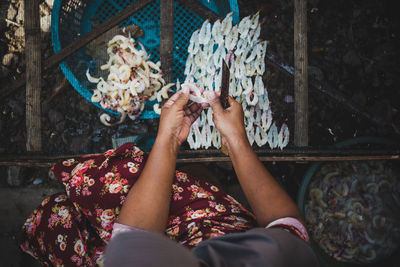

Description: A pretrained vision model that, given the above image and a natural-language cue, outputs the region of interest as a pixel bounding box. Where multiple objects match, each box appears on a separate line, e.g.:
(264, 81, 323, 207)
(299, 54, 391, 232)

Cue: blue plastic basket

(51, 0, 239, 119)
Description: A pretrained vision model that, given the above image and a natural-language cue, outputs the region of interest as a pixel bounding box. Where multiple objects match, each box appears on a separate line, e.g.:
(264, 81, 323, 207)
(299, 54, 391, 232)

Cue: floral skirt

(20, 143, 257, 267)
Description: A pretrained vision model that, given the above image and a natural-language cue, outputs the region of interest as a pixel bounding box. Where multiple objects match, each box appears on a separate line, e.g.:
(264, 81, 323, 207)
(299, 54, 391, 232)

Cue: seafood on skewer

(198, 20, 212, 45)
(180, 12, 290, 150)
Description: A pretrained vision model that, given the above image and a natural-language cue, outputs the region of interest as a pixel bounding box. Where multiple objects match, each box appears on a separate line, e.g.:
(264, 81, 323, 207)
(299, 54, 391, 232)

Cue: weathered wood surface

(1, 149, 399, 167)
(294, 0, 309, 146)
(25, 0, 42, 151)
(160, 0, 174, 83)
(0, 155, 398, 167)
(1, 0, 154, 99)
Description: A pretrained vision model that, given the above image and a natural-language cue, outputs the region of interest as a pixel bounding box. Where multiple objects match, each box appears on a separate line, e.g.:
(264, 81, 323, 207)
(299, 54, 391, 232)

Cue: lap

(20, 193, 105, 266)
(20, 143, 257, 265)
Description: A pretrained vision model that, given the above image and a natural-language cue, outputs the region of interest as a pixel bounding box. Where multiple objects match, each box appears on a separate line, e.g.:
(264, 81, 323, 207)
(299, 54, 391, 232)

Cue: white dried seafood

(87, 34, 172, 126)
(181, 12, 290, 149)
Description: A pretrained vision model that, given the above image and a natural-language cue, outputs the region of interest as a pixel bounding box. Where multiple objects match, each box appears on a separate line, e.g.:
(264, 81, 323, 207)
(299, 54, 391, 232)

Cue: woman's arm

(207, 92, 303, 227)
(116, 135, 178, 232)
(117, 87, 203, 232)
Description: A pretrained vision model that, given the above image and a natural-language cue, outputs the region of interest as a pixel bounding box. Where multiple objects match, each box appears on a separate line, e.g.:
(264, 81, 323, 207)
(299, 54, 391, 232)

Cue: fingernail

(182, 86, 189, 94)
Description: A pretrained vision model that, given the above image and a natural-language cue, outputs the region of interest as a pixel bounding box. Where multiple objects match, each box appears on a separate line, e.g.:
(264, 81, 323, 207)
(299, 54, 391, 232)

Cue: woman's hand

(205, 91, 249, 152)
(157, 86, 203, 150)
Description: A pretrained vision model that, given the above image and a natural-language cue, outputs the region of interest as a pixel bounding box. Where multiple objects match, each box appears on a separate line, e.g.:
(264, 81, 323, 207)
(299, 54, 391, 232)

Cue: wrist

(155, 133, 180, 155)
(226, 134, 251, 154)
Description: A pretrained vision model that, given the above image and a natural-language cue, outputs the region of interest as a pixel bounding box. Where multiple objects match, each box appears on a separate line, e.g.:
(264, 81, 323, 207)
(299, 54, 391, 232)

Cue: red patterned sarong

(20, 143, 257, 266)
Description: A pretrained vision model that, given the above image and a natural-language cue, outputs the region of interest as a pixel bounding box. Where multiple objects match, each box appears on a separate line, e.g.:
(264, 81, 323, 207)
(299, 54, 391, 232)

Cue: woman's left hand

(157, 85, 204, 150)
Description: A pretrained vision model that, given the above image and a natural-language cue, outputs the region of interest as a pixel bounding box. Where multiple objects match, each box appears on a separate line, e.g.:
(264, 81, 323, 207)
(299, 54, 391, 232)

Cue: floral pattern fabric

(20, 143, 257, 266)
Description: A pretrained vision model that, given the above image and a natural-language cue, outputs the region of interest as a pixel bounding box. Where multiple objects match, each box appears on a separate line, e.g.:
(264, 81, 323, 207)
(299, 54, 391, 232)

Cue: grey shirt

(104, 227, 319, 267)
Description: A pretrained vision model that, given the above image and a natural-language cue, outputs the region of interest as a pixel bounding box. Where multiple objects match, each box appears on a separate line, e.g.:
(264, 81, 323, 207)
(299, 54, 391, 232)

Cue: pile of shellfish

(171, 12, 289, 149)
(305, 161, 400, 264)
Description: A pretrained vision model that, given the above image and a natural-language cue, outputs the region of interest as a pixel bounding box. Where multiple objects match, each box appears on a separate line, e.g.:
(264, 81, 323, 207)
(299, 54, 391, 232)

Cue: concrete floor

(0, 183, 63, 267)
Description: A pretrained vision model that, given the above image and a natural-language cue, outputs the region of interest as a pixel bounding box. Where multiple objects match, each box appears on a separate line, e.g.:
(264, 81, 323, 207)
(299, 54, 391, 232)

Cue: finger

(184, 104, 203, 121)
(179, 118, 191, 142)
(226, 96, 240, 110)
(198, 84, 206, 94)
(189, 114, 198, 124)
(189, 109, 202, 123)
(201, 102, 210, 108)
(205, 91, 223, 115)
(189, 102, 201, 113)
(194, 105, 203, 117)
(173, 87, 190, 109)
(186, 100, 195, 108)
(184, 108, 191, 116)
(227, 96, 236, 105)
(163, 90, 181, 108)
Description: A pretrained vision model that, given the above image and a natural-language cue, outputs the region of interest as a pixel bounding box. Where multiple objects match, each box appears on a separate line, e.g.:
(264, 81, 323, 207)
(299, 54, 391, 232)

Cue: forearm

(117, 135, 178, 233)
(229, 138, 303, 227)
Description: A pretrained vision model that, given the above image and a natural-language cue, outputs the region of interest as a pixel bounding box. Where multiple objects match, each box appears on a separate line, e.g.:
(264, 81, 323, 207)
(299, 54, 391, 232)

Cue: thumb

(206, 91, 223, 115)
(227, 96, 239, 109)
(227, 96, 236, 105)
(174, 87, 190, 108)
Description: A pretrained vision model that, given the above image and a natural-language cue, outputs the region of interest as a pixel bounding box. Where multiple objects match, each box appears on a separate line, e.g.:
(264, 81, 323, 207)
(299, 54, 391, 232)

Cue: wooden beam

(160, 0, 174, 83)
(294, 0, 308, 146)
(25, 0, 42, 151)
(177, 155, 400, 163)
(0, 154, 398, 168)
(0, 0, 153, 99)
(0, 149, 399, 167)
(176, 0, 222, 22)
(1, 148, 399, 159)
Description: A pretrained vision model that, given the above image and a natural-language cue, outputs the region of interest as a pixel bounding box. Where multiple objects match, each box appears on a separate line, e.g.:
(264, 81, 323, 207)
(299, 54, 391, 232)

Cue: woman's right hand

(205, 91, 250, 151)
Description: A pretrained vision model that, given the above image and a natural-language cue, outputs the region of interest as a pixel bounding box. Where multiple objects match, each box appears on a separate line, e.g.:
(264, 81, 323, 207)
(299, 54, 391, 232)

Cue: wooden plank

(160, 0, 174, 83)
(176, 0, 222, 21)
(294, 0, 308, 146)
(0, 0, 153, 99)
(177, 155, 400, 163)
(1, 148, 399, 160)
(25, 0, 42, 151)
(0, 149, 399, 167)
(179, 148, 400, 155)
(0, 154, 398, 168)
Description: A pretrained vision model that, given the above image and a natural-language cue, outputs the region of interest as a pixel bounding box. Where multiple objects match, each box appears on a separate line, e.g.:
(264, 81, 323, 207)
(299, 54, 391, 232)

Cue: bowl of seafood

(297, 138, 400, 266)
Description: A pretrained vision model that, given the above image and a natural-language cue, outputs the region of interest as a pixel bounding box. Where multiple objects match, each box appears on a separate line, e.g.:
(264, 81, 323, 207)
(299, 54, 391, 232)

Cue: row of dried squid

(156, 12, 290, 149)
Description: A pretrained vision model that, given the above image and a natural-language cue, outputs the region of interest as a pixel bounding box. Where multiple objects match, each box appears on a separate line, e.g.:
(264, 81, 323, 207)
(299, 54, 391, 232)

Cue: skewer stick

(294, 0, 309, 147)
